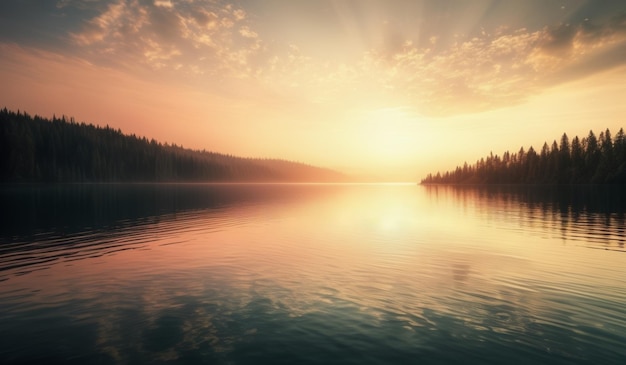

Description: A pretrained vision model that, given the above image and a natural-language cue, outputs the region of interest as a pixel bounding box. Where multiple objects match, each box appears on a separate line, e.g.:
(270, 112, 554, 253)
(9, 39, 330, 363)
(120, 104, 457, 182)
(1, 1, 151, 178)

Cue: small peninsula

(422, 128, 626, 185)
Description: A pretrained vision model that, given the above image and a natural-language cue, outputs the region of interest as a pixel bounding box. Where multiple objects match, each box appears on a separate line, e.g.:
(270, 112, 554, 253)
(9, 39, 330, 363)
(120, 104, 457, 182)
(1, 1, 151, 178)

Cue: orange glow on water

(4, 184, 624, 318)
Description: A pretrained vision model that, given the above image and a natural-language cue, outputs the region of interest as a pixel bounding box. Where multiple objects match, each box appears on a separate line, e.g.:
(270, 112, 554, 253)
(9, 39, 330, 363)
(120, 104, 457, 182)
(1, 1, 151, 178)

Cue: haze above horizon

(2, 0, 626, 181)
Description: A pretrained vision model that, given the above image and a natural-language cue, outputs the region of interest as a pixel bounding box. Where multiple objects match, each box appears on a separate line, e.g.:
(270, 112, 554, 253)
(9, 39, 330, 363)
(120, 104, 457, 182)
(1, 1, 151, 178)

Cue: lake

(1, 183, 625, 364)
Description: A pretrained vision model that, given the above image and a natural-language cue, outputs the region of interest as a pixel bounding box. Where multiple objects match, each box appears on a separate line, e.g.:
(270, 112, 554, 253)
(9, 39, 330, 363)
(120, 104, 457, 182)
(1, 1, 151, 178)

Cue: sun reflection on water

(1, 184, 625, 363)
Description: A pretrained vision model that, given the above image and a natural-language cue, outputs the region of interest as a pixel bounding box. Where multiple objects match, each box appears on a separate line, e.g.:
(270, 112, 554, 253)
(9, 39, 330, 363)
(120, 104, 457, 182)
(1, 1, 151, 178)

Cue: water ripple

(0, 184, 625, 364)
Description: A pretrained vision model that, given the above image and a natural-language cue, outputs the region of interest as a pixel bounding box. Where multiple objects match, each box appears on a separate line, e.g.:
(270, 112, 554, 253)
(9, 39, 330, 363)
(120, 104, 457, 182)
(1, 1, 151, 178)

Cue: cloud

(63, 3, 626, 116)
(71, 0, 147, 46)
(238, 26, 258, 39)
(154, 0, 173, 8)
(363, 14, 626, 116)
(70, 0, 264, 77)
(240, 12, 626, 116)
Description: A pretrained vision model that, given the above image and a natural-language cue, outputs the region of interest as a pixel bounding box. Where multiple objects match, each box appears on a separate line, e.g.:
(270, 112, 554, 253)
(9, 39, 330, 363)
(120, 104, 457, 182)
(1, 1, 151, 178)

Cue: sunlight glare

(358, 107, 419, 162)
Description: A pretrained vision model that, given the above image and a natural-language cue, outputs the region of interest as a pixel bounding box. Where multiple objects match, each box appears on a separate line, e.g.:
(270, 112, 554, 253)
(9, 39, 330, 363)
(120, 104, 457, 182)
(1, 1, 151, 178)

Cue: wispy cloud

(363, 14, 626, 115)
(250, 13, 626, 115)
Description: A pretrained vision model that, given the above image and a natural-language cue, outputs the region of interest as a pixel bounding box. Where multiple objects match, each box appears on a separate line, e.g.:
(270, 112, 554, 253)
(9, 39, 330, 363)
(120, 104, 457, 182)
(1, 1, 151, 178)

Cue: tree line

(421, 128, 626, 184)
(0, 108, 345, 182)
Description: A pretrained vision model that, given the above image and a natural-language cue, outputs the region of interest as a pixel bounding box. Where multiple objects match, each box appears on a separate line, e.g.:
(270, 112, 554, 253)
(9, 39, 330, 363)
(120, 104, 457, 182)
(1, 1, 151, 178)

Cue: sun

(358, 107, 419, 162)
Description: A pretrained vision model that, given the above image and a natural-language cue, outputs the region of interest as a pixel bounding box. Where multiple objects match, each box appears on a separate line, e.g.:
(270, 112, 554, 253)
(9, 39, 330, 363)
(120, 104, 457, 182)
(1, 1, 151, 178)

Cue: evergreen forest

(0, 108, 345, 183)
(421, 128, 626, 184)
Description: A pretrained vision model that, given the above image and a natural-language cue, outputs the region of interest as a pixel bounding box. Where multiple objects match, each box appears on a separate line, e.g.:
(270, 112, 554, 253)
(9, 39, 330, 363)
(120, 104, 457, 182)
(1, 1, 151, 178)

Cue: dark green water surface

(0, 184, 625, 364)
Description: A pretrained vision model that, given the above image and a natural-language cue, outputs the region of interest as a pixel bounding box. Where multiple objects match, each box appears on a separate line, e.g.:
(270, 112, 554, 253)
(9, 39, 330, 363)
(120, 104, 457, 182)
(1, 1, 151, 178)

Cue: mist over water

(1, 184, 625, 364)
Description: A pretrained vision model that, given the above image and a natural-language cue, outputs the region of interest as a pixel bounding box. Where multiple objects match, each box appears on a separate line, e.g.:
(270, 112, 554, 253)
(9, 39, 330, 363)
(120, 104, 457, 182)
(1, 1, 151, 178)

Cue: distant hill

(421, 128, 626, 185)
(0, 108, 346, 183)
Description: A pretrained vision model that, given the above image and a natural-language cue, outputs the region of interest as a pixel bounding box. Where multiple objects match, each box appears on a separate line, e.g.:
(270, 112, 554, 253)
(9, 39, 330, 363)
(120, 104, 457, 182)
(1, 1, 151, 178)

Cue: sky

(1, 0, 626, 181)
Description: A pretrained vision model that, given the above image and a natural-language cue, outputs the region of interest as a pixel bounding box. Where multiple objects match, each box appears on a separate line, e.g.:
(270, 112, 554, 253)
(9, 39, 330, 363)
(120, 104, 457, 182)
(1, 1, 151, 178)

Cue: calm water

(1, 183, 625, 364)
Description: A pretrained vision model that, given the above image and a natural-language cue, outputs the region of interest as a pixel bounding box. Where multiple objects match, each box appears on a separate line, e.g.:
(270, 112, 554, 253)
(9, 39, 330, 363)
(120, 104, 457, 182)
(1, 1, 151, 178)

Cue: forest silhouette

(0, 108, 345, 183)
(422, 128, 626, 184)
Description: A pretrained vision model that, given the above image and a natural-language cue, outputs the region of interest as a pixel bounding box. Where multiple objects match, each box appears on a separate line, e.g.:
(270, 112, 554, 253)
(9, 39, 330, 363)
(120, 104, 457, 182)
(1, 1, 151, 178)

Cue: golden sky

(1, 0, 626, 181)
